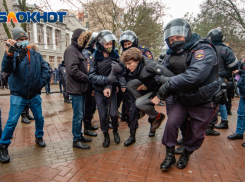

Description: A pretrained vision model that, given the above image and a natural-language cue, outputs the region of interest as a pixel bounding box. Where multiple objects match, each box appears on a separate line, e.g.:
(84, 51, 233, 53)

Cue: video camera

(5, 40, 22, 54)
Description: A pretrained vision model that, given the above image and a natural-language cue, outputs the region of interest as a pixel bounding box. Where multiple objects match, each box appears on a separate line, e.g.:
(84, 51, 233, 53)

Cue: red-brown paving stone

(0, 95, 244, 181)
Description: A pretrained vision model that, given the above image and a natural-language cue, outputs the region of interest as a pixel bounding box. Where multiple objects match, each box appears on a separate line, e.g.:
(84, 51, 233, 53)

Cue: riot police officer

(88, 30, 127, 148)
(119, 30, 156, 147)
(206, 29, 240, 134)
(151, 18, 220, 170)
(82, 32, 99, 137)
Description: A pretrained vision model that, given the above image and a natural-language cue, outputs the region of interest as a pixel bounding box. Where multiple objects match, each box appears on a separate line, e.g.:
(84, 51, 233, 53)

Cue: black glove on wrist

(154, 75, 170, 85)
(157, 82, 171, 100)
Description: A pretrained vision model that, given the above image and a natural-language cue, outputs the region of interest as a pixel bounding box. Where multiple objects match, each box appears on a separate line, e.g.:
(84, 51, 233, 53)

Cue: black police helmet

(96, 30, 117, 52)
(87, 32, 98, 48)
(119, 30, 138, 51)
(207, 28, 226, 42)
(164, 18, 192, 47)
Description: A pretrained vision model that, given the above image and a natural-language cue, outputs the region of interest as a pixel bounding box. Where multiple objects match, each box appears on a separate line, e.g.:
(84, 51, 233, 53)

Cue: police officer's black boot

(84, 122, 97, 136)
(214, 119, 228, 129)
(148, 117, 155, 137)
(175, 138, 186, 154)
(103, 132, 110, 147)
(121, 113, 129, 122)
(177, 138, 184, 145)
(227, 109, 232, 115)
(160, 146, 176, 171)
(205, 124, 220, 136)
(113, 129, 120, 144)
(124, 129, 136, 146)
(21, 114, 31, 124)
(0, 144, 10, 163)
(177, 149, 193, 169)
(108, 120, 113, 129)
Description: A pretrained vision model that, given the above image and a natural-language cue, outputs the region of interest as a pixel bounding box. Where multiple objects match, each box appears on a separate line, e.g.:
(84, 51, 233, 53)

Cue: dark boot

(175, 138, 186, 154)
(151, 113, 165, 132)
(205, 124, 220, 136)
(175, 144, 185, 154)
(149, 131, 155, 137)
(118, 111, 122, 118)
(81, 134, 92, 143)
(242, 143, 245, 147)
(35, 136, 46, 147)
(121, 114, 129, 122)
(108, 122, 113, 129)
(21, 114, 31, 124)
(0, 144, 10, 163)
(177, 149, 193, 169)
(26, 114, 34, 120)
(177, 138, 184, 145)
(103, 132, 110, 147)
(73, 140, 90, 149)
(160, 146, 176, 171)
(124, 129, 136, 146)
(84, 122, 97, 136)
(227, 109, 232, 115)
(113, 129, 120, 144)
(214, 119, 228, 129)
(227, 133, 243, 140)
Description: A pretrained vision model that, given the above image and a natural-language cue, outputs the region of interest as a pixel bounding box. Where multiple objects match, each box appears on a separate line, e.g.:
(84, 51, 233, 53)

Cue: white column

(52, 27, 56, 50)
(69, 32, 72, 45)
(32, 23, 38, 44)
(43, 25, 48, 49)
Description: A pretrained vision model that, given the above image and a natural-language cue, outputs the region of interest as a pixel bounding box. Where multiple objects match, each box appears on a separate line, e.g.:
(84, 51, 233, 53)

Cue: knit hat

(72, 29, 85, 41)
(11, 27, 28, 41)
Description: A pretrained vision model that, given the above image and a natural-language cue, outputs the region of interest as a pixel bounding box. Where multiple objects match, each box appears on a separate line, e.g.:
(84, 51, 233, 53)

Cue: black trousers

(226, 81, 234, 110)
(84, 92, 96, 125)
(162, 98, 217, 152)
(61, 78, 69, 100)
(21, 105, 30, 116)
(94, 91, 118, 133)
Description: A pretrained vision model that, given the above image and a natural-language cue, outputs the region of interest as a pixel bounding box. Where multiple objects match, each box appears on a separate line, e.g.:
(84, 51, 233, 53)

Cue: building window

(86, 22, 89, 28)
(46, 27, 52, 45)
(57, 57, 62, 66)
(42, 55, 46, 61)
(66, 33, 70, 47)
(78, 13, 84, 21)
(49, 56, 54, 69)
(37, 24, 43, 44)
(27, 23, 32, 42)
(55, 30, 60, 47)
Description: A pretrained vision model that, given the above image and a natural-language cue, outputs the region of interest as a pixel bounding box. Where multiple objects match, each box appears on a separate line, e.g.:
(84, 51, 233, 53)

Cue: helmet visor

(164, 26, 189, 40)
(99, 34, 118, 46)
(119, 34, 135, 43)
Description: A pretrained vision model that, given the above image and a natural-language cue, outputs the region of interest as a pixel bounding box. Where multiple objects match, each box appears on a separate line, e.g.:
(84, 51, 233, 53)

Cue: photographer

(0, 27, 50, 163)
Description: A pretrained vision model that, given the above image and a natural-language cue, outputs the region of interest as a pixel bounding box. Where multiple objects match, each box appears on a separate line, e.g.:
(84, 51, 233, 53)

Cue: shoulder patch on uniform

(142, 46, 145, 48)
(88, 51, 91, 53)
(195, 50, 205, 60)
(146, 51, 153, 59)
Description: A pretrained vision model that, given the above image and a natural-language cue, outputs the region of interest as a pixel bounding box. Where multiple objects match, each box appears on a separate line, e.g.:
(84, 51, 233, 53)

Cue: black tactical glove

(157, 82, 171, 100)
(107, 61, 123, 83)
(154, 75, 170, 85)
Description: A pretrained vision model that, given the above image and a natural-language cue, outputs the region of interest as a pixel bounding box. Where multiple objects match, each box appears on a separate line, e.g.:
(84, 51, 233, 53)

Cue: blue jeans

(71, 94, 86, 141)
(0, 95, 44, 145)
(45, 79, 51, 93)
(235, 97, 245, 135)
(219, 104, 227, 120)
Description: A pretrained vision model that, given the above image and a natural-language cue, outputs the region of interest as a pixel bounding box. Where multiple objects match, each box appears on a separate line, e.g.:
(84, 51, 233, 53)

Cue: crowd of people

(0, 18, 245, 173)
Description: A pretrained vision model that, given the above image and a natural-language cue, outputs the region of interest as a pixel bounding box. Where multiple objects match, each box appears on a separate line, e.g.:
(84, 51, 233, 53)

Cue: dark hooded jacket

(88, 49, 127, 92)
(64, 29, 92, 94)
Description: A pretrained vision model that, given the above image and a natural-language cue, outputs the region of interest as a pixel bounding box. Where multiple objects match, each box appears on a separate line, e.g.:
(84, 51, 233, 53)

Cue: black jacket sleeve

(221, 46, 240, 72)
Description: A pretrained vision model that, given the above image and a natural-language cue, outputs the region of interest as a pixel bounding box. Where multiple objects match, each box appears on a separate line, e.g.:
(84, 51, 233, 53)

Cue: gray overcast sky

(163, 0, 204, 26)
(28, 0, 204, 25)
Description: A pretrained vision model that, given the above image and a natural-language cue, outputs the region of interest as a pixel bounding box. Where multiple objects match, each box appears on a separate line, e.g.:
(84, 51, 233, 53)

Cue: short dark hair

(120, 47, 142, 63)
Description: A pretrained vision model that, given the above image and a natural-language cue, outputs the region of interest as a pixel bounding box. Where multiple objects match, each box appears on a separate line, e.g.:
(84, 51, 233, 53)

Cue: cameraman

(0, 27, 50, 163)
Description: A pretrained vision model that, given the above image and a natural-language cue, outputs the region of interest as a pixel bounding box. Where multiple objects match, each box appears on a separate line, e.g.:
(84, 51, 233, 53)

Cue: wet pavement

(0, 91, 243, 182)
